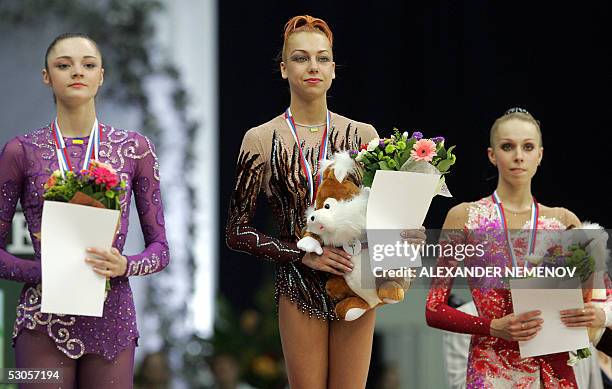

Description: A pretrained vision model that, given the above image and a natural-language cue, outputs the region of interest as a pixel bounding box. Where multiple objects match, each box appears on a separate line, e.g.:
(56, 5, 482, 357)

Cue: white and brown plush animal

(297, 151, 408, 321)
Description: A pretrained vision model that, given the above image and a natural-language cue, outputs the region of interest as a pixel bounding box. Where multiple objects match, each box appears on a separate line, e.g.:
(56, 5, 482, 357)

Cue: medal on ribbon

(492, 191, 539, 268)
(51, 118, 103, 177)
(284, 108, 331, 204)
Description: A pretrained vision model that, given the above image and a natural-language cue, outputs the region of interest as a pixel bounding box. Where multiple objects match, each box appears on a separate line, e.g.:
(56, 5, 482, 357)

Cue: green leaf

(398, 151, 411, 168)
(378, 161, 390, 170)
(394, 155, 402, 169)
(105, 190, 115, 198)
(436, 158, 454, 173)
(363, 172, 374, 187)
(446, 145, 456, 156)
(437, 145, 447, 159)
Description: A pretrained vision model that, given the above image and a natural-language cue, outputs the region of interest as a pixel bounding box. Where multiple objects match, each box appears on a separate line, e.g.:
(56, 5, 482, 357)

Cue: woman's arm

(123, 134, 170, 276)
(225, 128, 303, 263)
(425, 203, 493, 336)
(426, 203, 543, 340)
(0, 138, 41, 283)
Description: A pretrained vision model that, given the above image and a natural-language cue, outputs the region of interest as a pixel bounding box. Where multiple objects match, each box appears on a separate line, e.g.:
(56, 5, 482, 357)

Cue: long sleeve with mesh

(225, 128, 303, 263)
(0, 138, 41, 283)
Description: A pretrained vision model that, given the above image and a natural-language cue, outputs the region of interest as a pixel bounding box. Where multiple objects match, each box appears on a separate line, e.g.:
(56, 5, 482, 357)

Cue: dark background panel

(218, 1, 611, 310)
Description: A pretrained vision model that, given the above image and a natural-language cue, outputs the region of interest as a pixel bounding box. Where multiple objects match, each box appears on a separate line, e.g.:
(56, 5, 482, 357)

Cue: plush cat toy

(297, 152, 409, 321)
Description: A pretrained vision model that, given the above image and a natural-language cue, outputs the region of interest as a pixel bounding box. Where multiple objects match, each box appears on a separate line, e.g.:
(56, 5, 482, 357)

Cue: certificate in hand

(510, 277, 589, 358)
(41, 201, 120, 317)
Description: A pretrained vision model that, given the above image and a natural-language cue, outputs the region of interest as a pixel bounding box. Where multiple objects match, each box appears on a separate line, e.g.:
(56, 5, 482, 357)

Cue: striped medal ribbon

(284, 108, 330, 204)
(491, 191, 539, 268)
(51, 118, 102, 177)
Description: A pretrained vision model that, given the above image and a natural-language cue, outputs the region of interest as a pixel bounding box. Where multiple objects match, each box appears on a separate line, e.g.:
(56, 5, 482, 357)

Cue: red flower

(92, 167, 119, 190)
(359, 144, 368, 151)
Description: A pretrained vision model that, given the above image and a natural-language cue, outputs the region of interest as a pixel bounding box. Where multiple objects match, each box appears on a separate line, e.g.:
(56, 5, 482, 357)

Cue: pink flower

(410, 139, 437, 162)
(92, 167, 119, 190)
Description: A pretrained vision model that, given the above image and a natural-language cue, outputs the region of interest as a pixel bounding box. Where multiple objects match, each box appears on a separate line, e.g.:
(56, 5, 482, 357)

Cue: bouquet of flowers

(43, 160, 126, 210)
(347, 129, 457, 275)
(42, 160, 126, 296)
(350, 129, 456, 196)
(525, 223, 609, 365)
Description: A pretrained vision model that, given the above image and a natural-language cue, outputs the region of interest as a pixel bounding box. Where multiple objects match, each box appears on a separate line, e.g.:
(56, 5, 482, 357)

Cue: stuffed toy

(297, 151, 409, 321)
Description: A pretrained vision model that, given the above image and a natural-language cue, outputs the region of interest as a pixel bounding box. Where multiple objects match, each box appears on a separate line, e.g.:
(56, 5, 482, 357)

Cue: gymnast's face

(280, 31, 335, 101)
(42, 37, 104, 106)
(488, 119, 543, 184)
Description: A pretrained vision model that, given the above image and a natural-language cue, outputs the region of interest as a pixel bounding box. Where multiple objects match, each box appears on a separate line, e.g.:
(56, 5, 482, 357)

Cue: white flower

(525, 255, 543, 266)
(567, 355, 579, 367)
(403, 131, 409, 139)
(356, 149, 367, 162)
(367, 138, 380, 151)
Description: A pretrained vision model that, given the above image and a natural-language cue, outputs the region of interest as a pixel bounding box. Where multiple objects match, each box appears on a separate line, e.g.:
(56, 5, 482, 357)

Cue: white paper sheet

(366, 170, 440, 269)
(510, 277, 589, 358)
(366, 170, 440, 229)
(41, 201, 120, 317)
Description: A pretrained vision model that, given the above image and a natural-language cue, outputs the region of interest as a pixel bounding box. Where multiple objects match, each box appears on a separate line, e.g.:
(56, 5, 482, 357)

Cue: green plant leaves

(436, 158, 454, 173)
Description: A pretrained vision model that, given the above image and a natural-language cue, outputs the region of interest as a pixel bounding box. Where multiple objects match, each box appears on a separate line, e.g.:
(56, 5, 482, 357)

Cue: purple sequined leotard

(0, 124, 170, 361)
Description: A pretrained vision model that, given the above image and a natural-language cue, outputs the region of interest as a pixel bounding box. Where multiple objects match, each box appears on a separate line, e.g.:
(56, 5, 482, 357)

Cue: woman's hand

(301, 246, 354, 276)
(85, 247, 127, 278)
(490, 310, 543, 341)
(400, 226, 427, 245)
(560, 303, 605, 328)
